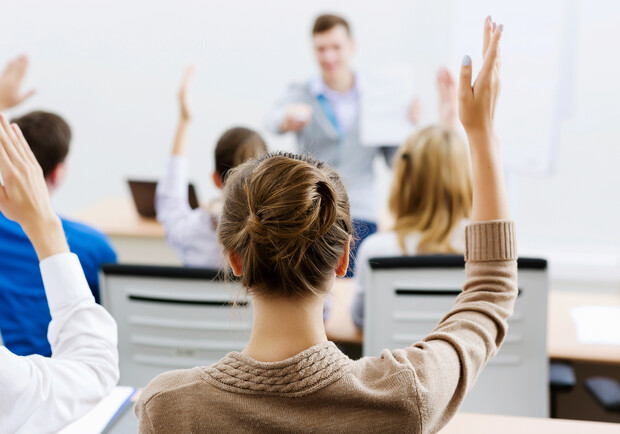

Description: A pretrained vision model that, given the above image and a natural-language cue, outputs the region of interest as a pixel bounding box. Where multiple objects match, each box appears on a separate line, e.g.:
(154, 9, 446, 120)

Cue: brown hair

(218, 152, 353, 298)
(389, 126, 472, 254)
(312, 14, 351, 36)
(11, 111, 71, 178)
(214, 127, 267, 184)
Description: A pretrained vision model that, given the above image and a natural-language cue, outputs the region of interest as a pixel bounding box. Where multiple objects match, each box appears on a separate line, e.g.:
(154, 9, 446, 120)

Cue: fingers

(182, 65, 194, 89)
(0, 115, 16, 187)
(11, 123, 38, 167)
(0, 114, 23, 166)
(479, 24, 503, 81)
(4, 55, 28, 81)
(458, 55, 473, 101)
(483, 16, 492, 56)
(0, 115, 25, 162)
(18, 89, 36, 104)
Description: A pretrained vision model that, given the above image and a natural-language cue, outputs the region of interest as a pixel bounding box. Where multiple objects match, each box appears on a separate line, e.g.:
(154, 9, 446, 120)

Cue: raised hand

(0, 56, 36, 110)
(458, 16, 509, 222)
(436, 68, 457, 128)
(458, 15, 502, 136)
(408, 97, 421, 125)
(179, 65, 193, 122)
(0, 113, 67, 259)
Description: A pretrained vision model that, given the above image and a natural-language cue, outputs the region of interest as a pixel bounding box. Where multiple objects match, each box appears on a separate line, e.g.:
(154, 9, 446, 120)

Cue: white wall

(3, 0, 620, 260)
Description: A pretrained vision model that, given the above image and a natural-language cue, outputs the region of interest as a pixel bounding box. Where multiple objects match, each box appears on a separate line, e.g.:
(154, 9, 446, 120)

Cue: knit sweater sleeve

(375, 220, 518, 433)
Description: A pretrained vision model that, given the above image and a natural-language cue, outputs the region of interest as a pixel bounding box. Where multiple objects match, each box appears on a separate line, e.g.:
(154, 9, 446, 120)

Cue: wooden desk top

(326, 279, 620, 365)
(71, 197, 165, 238)
(547, 291, 620, 364)
(441, 412, 619, 433)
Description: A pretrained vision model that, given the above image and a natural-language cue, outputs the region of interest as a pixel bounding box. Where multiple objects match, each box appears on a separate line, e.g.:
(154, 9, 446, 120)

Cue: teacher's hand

(280, 103, 313, 132)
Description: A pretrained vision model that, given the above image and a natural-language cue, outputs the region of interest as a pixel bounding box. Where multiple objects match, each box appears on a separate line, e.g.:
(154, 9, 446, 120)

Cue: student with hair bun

(137, 18, 513, 432)
(156, 66, 267, 267)
(350, 68, 472, 330)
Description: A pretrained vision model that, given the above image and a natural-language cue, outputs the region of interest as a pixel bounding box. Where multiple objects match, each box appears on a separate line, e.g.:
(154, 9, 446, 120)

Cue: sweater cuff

(465, 220, 516, 262)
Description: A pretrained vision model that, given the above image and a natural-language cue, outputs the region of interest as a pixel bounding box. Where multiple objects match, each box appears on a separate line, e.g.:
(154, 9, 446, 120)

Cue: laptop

(128, 179, 200, 219)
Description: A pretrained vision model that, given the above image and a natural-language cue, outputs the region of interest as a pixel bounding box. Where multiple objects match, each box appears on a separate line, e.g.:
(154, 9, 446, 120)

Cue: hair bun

(246, 212, 268, 243)
(311, 180, 338, 240)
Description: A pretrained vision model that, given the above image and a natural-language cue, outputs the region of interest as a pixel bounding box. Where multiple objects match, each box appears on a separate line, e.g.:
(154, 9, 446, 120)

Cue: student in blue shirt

(0, 67, 117, 356)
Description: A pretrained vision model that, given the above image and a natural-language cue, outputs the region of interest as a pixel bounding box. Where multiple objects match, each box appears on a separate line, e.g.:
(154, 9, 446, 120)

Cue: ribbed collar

(200, 341, 351, 397)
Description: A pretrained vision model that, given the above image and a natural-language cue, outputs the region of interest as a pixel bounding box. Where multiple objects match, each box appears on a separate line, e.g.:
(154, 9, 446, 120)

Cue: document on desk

(570, 306, 620, 345)
(59, 386, 136, 434)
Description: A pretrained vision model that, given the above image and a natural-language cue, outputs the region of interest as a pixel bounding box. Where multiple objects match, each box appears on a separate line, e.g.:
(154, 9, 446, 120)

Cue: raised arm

(437, 67, 458, 129)
(0, 115, 119, 432)
(172, 65, 193, 156)
(368, 17, 517, 432)
(459, 18, 509, 222)
(155, 67, 220, 266)
(0, 55, 36, 111)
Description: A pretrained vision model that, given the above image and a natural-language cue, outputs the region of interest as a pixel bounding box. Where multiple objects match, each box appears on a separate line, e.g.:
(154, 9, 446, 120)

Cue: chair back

(101, 264, 251, 386)
(363, 255, 549, 417)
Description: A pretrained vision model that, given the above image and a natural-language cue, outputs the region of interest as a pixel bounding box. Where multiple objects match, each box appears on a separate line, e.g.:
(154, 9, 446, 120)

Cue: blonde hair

(388, 126, 472, 254)
(218, 152, 353, 298)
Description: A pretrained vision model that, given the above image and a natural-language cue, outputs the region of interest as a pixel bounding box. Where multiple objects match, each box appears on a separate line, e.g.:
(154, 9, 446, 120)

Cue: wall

(2, 0, 619, 275)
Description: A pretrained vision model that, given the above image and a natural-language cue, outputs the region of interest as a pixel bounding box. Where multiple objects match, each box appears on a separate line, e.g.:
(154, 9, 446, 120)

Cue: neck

(242, 290, 328, 362)
(323, 69, 354, 93)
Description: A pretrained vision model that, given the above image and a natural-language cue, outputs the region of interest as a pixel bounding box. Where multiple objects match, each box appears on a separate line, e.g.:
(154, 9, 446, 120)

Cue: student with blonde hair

(156, 66, 267, 267)
(350, 68, 472, 330)
(135, 17, 514, 432)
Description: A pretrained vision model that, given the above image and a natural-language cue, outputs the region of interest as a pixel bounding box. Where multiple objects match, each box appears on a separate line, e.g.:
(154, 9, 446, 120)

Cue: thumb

(458, 55, 472, 101)
(18, 89, 36, 104)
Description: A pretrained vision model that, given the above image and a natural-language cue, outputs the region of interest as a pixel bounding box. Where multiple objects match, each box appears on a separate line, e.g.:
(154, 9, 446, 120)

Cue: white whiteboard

(450, 0, 577, 175)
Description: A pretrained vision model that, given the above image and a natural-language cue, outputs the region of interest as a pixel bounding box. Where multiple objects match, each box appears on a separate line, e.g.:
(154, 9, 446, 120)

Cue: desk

(440, 412, 620, 433)
(325, 279, 620, 365)
(548, 292, 620, 365)
(108, 405, 619, 434)
(71, 198, 181, 265)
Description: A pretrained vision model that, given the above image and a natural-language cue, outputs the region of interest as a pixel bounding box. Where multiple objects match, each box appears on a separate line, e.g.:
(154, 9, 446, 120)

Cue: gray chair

(100, 264, 251, 387)
(363, 255, 549, 417)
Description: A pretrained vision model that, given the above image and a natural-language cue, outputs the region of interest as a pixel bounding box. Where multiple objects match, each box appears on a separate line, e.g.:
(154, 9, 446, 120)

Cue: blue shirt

(0, 212, 117, 356)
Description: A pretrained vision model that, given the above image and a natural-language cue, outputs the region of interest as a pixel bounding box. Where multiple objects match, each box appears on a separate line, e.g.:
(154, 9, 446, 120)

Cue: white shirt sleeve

(155, 156, 223, 268)
(0, 253, 119, 434)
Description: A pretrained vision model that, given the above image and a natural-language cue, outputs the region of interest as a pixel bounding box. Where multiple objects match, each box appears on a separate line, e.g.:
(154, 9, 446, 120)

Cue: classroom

(0, 0, 619, 433)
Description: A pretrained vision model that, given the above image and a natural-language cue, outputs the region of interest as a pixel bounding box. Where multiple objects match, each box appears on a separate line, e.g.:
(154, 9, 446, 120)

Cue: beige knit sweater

(135, 220, 517, 433)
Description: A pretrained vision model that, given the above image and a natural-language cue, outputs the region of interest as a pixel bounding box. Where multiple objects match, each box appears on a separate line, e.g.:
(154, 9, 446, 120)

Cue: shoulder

(138, 367, 207, 407)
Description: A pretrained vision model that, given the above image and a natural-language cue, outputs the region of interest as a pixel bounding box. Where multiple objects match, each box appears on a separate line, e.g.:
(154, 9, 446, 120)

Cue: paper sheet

(59, 386, 136, 434)
(359, 64, 415, 147)
(570, 306, 620, 345)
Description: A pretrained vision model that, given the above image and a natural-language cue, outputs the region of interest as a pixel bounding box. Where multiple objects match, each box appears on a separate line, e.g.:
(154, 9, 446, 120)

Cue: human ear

(227, 250, 243, 276)
(213, 171, 223, 189)
(335, 238, 351, 277)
